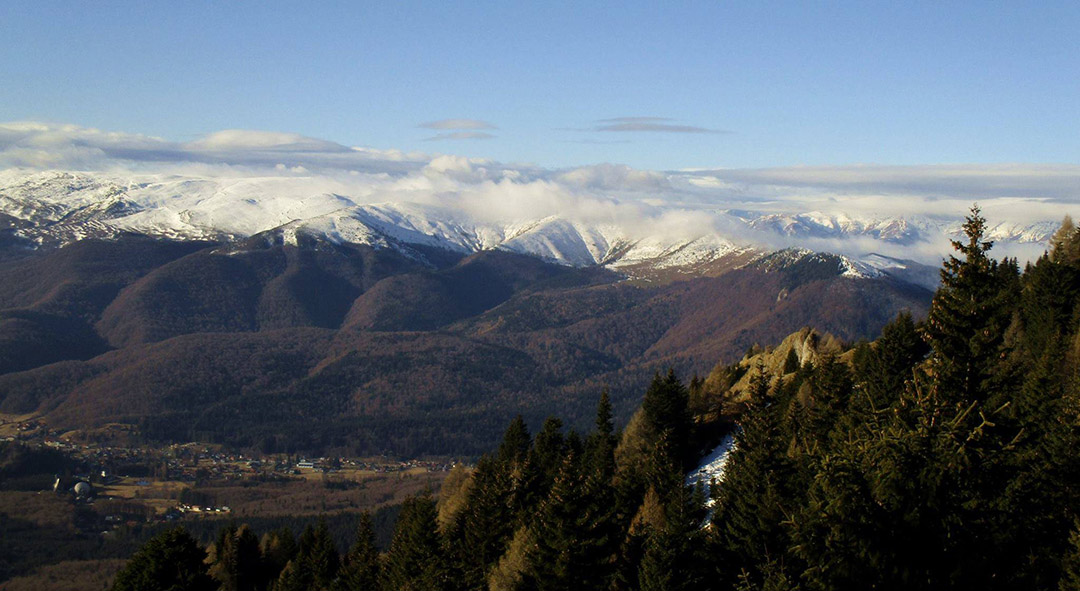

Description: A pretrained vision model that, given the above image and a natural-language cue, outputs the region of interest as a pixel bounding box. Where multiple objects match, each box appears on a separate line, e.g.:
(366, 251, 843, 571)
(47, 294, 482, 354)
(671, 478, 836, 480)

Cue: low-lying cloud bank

(1, 122, 1076, 264)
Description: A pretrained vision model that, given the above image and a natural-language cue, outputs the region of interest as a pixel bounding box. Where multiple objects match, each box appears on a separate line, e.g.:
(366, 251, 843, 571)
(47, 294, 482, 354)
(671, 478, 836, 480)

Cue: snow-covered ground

(686, 433, 737, 508)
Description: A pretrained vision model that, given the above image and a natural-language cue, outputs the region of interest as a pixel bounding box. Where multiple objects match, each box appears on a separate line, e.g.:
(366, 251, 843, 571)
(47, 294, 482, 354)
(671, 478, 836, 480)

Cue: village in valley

(0, 413, 454, 534)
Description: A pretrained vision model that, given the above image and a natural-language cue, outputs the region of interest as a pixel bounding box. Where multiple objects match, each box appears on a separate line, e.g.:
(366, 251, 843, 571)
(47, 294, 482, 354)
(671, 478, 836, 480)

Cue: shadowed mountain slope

(0, 238, 932, 456)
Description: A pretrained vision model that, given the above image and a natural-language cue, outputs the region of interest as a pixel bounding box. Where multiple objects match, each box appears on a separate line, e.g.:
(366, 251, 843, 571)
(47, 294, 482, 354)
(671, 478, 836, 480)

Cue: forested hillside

(110, 208, 1080, 589)
(0, 235, 927, 457)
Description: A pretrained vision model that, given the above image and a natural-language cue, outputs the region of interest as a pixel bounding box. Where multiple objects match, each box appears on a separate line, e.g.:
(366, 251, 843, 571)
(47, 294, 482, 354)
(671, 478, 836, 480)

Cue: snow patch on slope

(686, 433, 737, 508)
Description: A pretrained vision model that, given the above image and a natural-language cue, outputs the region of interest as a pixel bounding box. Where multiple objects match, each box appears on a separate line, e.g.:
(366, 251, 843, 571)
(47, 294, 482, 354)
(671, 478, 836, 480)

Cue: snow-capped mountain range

(0, 169, 1060, 287)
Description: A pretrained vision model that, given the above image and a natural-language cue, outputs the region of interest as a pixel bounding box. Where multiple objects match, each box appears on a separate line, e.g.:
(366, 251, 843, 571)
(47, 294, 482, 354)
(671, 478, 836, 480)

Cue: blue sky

(2, 1, 1078, 170)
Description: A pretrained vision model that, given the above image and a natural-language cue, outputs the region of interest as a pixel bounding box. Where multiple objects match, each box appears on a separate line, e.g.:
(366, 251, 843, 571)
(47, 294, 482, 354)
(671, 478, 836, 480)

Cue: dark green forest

(112, 208, 1080, 590)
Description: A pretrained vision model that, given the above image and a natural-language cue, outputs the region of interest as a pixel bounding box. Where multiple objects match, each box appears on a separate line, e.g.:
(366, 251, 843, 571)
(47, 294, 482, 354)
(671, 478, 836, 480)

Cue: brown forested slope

(0, 238, 931, 455)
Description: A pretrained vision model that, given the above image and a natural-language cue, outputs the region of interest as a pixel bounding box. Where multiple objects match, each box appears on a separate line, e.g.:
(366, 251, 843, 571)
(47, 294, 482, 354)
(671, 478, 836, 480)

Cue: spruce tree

(276, 559, 308, 591)
(516, 417, 566, 517)
(498, 415, 532, 465)
(306, 518, 341, 591)
(382, 492, 448, 591)
(111, 527, 215, 591)
(282, 519, 339, 591)
(335, 512, 380, 591)
(638, 529, 681, 591)
(637, 468, 706, 591)
(519, 452, 585, 591)
(712, 365, 798, 589)
(210, 524, 262, 591)
(1061, 522, 1080, 591)
(532, 417, 567, 481)
(783, 347, 801, 374)
(641, 369, 693, 477)
(1019, 254, 1080, 360)
(236, 525, 262, 591)
(261, 526, 298, 587)
(999, 337, 1080, 588)
(923, 205, 1013, 405)
(853, 311, 928, 413)
(443, 455, 516, 590)
(804, 353, 853, 442)
(521, 448, 619, 591)
(585, 390, 617, 481)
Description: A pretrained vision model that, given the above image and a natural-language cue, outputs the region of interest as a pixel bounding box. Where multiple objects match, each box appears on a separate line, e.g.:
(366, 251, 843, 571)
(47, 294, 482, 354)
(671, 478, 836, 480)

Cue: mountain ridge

(0, 169, 1054, 283)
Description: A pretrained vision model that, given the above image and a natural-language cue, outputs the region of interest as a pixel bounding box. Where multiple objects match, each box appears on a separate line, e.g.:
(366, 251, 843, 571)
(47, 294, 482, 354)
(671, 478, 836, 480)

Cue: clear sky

(2, 1, 1078, 170)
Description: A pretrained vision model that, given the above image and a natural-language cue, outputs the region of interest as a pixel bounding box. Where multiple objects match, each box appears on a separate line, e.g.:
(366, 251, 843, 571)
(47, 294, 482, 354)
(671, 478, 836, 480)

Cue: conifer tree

(335, 512, 380, 591)
(519, 452, 585, 590)
(803, 353, 853, 442)
(382, 492, 448, 591)
(1061, 522, 1080, 591)
(210, 524, 262, 591)
(532, 417, 567, 481)
(638, 530, 681, 591)
(437, 463, 475, 529)
(783, 347, 801, 374)
(641, 369, 693, 477)
(563, 431, 582, 462)
(276, 559, 307, 591)
(923, 205, 1014, 405)
(236, 525, 262, 590)
(1050, 215, 1080, 264)
(637, 468, 706, 591)
(998, 338, 1080, 588)
(611, 484, 662, 591)
(498, 415, 532, 465)
(689, 374, 708, 416)
(487, 527, 533, 591)
(111, 527, 215, 591)
(520, 448, 619, 591)
(281, 519, 339, 591)
(585, 390, 617, 481)
(853, 311, 928, 413)
(306, 518, 341, 591)
(443, 455, 516, 590)
(261, 527, 298, 587)
(516, 417, 566, 516)
(712, 365, 797, 589)
(1019, 254, 1080, 360)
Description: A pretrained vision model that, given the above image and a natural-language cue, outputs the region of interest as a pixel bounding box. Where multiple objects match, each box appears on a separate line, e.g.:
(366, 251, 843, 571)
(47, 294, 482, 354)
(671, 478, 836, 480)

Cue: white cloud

(1, 121, 1075, 264)
(188, 130, 351, 153)
(690, 164, 1080, 201)
(555, 163, 670, 193)
(595, 122, 723, 134)
(423, 131, 496, 141)
(0, 121, 428, 174)
(596, 117, 675, 123)
(418, 119, 497, 130)
(588, 116, 726, 134)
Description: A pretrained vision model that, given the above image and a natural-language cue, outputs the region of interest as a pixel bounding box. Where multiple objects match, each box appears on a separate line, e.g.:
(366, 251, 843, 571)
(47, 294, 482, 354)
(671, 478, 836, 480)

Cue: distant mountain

(0, 232, 930, 456)
(0, 170, 1054, 283)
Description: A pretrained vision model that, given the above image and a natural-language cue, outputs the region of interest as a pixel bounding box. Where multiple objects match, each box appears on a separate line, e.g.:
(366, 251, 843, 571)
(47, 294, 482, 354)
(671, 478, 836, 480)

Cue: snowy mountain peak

(0, 168, 1061, 283)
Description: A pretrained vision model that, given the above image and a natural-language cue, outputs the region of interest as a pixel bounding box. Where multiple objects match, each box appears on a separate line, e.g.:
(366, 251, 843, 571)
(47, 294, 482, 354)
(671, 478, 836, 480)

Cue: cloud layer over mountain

(1, 122, 1076, 264)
